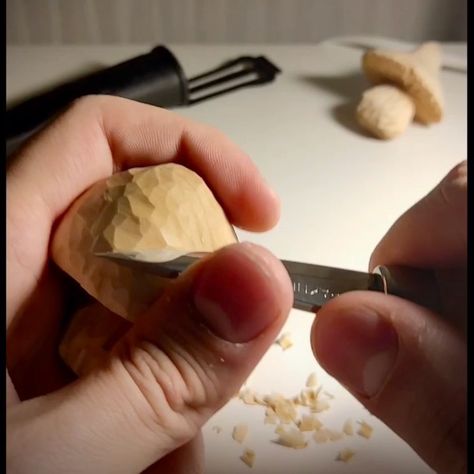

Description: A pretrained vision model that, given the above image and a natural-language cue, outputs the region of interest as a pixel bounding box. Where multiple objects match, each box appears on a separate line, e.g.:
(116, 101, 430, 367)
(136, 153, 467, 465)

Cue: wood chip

(292, 395, 302, 405)
(343, 419, 354, 436)
(336, 448, 355, 462)
(311, 399, 330, 413)
(240, 448, 255, 468)
(265, 406, 276, 416)
(254, 393, 266, 406)
(232, 424, 249, 444)
(274, 426, 308, 449)
(275, 424, 287, 436)
(275, 332, 293, 350)
(299, 388, 316, 407)
(264, 407, 278, 425)
(298, 414, 322, 432)
(274, 399, 298, 424)
(306, 372, 318, 387)
(239, 389, 258, 405)
(357, 421, 374, 439)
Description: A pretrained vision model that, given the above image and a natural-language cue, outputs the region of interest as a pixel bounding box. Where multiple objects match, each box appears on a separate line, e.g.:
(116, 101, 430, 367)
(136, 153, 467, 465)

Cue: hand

(7, 96, 293, 473)
(311, 161, 467, 473)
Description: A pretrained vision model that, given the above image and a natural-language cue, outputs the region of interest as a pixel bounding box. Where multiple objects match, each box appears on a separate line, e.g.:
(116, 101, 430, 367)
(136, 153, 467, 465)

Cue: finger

(8, 95, 279, 232)
(7, 243, 292, 474)
(369, 160, 467, 270)
(311, 291, 467, 474)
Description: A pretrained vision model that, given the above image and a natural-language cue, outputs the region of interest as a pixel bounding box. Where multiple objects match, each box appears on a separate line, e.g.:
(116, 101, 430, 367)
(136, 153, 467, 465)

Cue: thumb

(311, 292, 466, 474)
(7, 243, 293, 474)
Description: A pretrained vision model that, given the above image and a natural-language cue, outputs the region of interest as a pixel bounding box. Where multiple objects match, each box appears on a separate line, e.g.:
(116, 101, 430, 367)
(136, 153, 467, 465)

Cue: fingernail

(193, 244, 283, 343)
(313, 309, 398, 398)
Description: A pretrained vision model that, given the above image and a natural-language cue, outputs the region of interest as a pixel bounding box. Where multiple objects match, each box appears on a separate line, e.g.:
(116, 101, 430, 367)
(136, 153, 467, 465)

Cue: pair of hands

(7, 96, 466, 473)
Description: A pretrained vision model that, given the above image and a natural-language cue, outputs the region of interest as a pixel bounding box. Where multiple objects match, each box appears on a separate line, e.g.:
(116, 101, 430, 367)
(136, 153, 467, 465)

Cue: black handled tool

(6, 45, 281, 156)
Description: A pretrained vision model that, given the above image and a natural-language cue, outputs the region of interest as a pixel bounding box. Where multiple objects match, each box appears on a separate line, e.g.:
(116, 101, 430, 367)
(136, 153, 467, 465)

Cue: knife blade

(97, 253, 441, 314)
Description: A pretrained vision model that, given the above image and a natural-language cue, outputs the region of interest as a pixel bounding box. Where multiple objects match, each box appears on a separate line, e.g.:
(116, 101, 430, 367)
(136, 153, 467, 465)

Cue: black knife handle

(6, 45, 189, 141)
(374, 265, 442, 314)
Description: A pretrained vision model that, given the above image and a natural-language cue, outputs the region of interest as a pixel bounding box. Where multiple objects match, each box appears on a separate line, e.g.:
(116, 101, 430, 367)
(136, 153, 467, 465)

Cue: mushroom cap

(362, 42, 443, 124)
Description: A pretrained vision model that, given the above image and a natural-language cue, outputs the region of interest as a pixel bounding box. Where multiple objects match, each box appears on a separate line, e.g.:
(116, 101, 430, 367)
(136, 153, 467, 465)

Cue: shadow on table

(298, 71, 373, 137)
(299, 70, 369, 98)
(331, 101, 373, 138)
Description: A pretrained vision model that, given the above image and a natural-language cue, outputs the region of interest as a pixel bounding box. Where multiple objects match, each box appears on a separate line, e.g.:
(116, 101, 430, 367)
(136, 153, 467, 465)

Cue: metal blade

(97, 253, 385, 313)
(281, 260, 385, 312)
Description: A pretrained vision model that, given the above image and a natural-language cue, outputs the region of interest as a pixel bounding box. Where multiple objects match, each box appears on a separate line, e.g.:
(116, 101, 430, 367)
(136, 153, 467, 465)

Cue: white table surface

(7, 37, 467, 474)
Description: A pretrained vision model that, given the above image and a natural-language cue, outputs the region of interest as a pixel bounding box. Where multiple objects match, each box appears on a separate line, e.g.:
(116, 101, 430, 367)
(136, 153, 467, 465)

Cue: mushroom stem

(356, 85, 415, 140)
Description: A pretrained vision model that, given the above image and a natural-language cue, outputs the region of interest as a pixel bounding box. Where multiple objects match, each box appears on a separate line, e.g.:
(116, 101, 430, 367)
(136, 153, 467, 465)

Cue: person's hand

(311, 161, 467, 474)
(7, 96, 293, 473)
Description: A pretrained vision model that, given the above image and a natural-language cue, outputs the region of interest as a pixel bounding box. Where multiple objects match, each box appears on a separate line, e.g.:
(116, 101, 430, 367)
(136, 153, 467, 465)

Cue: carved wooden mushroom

(356, 42, 444, 139)
(53, 163, 237, 320)
(53, 163, 237, 374)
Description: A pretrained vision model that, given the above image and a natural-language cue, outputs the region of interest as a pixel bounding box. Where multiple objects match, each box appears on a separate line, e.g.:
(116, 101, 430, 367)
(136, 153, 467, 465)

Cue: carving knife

(99, 253, 441, 314)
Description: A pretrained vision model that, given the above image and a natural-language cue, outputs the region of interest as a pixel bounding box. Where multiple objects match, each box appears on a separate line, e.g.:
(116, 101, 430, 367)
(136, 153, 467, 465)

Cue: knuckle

(65, 95, 118, 123)
(68, 94, 103, 114)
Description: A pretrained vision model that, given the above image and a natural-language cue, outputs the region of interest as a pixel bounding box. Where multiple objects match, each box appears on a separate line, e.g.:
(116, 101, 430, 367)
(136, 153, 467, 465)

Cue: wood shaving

(311, 400, 330, 413)
(261, 394, 298, 424)
(357, 421, 374, 439)
(299, 388, 314, 407)
(274, 426, 308, 449)
(239, 389, 259, 405)
(275, 424, 287, 436)
(311, 399, 330, 413)
(264, 407, 278, 425)
(264, 413, 278, 425)
(292, 394, 303, 405)
(233, 370, 362, 459)
(263, 393, 285, 405)
(273, 398, 298, 424)
(306, 372, 318, 387)
(240, 448, 255, 468)
(232, 424, 249, 444)
(275, 332, 293, 350)
(265, 406, 276, 416)
(254, 393, 267, 406)
(343, 419, 354, 436)
(336, 448, 356, 463)
(298, 415, 322, 432)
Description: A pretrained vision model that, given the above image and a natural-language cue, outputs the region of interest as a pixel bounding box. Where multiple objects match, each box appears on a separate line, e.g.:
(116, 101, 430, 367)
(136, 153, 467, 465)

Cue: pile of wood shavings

(218, 333, 375, 467)
(229, 368, 374, 467)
